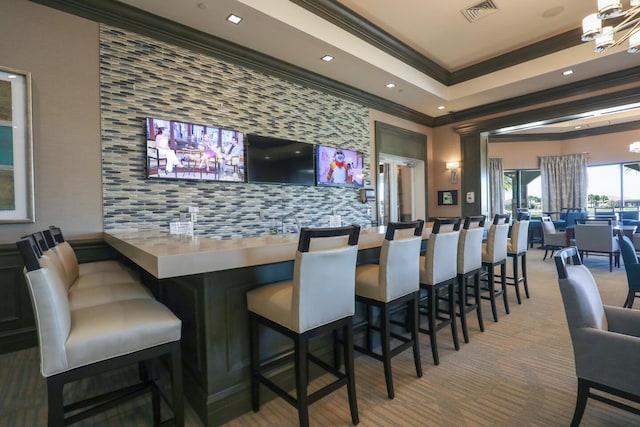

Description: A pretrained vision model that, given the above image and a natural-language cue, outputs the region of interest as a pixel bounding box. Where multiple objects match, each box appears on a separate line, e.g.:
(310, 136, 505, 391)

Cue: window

(503, 170, 541, 216)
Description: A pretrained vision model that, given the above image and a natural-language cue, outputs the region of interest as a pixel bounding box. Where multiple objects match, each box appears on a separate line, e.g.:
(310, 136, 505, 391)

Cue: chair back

(47, 227, 81, 288)
(379, 220, 424, 301)
(492, 213, 511, 225)
(618, 235, 640, 291)
(508, 219, 530, 254)
(574, 222, 617, 252)
(565, 211, 586, 228)
(483, 222, 509, 263)
(457, 216, 485, 274)
(554, 247, 604, 332)
(423, 218, 460, 285)
(293, 225, 360, 332)
(16, 239, 72, 377)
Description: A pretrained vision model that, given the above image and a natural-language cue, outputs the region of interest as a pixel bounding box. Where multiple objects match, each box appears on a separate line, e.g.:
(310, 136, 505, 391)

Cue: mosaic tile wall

(100, 25, 372, 239)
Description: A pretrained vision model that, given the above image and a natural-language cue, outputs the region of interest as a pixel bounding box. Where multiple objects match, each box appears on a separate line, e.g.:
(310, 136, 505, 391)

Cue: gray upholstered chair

(30, 232, 151, 311)
(573, 219, 620, 272)
(506, 217, 530, 304)
(618, 235, 640, 308)
(554, 247, 640, 427)
(246, 225, 360, 427)
(419, 217, 461, 365)
(354, 220, 424, 399)
(481, 214, 510, 322)
(16, 238, 184, 427)
(541, 216, 566, 260)
(456, 215, 486, 343)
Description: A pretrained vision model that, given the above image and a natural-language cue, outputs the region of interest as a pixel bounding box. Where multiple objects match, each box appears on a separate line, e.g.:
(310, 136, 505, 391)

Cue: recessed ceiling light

(437, 105, 446, 110)
(227, 14, 243, 24)
(386, 83, 395, 88)
(321, 55, 334, 62)
(7, 74, 17, 79)
(575, 125, 582, 129)
(562, 69, 574, 76)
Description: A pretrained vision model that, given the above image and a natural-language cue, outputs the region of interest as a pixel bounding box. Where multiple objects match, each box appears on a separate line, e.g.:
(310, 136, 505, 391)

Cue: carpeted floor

(1, 246, 637, 426)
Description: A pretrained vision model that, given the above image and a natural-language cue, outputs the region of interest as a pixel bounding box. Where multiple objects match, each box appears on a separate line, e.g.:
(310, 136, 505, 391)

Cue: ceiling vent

(461, 0, 499, 23)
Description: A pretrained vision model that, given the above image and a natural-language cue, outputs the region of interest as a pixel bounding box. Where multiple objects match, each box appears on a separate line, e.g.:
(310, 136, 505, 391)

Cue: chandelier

(581, 0, 640, 52)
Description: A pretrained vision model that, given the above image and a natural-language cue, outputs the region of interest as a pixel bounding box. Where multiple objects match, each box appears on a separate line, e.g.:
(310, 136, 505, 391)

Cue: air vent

(461, 0, 499, 23)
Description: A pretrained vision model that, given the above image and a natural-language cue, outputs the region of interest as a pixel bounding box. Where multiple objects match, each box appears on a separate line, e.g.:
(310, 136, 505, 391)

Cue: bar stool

(506, 214, 530, 304)
(246, 225, 360, 427)
(456, 215, 486, 343)
(354, 220, 424, 399)
(481, 214, 511, 322)
(418, 217, 461, 365)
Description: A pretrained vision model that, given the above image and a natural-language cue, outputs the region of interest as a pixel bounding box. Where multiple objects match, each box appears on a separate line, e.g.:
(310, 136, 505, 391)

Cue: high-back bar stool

(481, 214, 511, 322)
(418, 217, 461, 365)
(506, 213, 530, 304)
(246, 225, 361, 427)
(456, 215, 486, 343)
(353, 220, 424, 399)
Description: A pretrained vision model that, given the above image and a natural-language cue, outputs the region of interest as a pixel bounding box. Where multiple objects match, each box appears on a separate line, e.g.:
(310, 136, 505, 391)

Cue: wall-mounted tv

(246, 134, 315, 185)
(316, 144, 364, 188)
(146, 117, 245, 182)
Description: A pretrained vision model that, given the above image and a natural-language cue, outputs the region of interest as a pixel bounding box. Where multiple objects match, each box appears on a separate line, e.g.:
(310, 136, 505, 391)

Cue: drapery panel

(488, 158, 504, 219)
(540, 153, 588, 214)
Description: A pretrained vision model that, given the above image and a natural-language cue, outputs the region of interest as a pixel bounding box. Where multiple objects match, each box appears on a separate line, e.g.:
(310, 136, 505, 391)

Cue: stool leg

(522, 253, 530, 299)
(249, 315, 260, 412)
(410, 293, 423, 378)
(171, 344, 184, 427)
(512, 255, 522, 304)
(428, 286, 439, 365)
(448, 281, 460, 351)
(343, 321, 359, 425)
(474, 272, 485, 332)
(47, 375, 65, 427)
(381, 304, 394, 399)
(488, 265, 498, 322)
(458, 275, 469, 344)
(501, 262, 510, 315)
(295, 335, 309, 427)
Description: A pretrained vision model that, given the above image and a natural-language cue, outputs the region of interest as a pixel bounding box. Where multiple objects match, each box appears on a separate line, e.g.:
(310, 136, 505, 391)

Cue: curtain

(540, 153, 588, 214)
(488, 158, 504, 219)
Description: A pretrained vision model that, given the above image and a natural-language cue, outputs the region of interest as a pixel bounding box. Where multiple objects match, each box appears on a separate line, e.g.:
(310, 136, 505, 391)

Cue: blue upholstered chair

(618, 235, 640, 308)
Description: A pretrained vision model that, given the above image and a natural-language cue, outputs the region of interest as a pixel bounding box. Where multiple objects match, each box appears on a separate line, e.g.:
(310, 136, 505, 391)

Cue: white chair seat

(72, 269, 140, 290)
(78, 260, 125, 275)
(247, 280, 295, 331)
(66, 298, 181, 373)
(68, 281, 153, 310)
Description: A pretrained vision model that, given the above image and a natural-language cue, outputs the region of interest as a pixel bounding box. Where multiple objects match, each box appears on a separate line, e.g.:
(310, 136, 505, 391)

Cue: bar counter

(104, 226, 430, 426)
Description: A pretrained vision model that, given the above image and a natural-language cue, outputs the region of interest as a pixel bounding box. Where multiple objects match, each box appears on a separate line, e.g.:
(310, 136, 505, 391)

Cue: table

(104, 226, 431, 425)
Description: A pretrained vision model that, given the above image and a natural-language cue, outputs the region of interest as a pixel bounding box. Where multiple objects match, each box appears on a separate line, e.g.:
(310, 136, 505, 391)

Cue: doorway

(378, 154, 425, 225)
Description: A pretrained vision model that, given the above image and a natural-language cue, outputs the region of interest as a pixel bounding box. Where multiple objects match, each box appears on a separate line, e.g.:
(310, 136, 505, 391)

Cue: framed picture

(437, 190, 458, 206)
(0, 66, 34, 223)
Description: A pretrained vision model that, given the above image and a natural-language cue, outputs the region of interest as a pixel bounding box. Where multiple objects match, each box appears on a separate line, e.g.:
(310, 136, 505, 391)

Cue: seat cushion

(64, 299, 181, 374)
(247, 281, 295, 330)
(68, 282, 153, 311)
(355, 264, 383, 301)
(78, 260, 125, 275)
(71, 269, 141, 290)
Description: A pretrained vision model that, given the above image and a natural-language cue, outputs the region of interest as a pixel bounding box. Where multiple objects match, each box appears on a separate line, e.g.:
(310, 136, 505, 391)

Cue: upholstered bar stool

(246, 225, 360, 427)
(354, 220, 424, 399)
(418, 217, 461, 365)
(16, 238, 184, 427)
(541, 216, 567, 260)
(481, 214, 510, 322)
(506, 215, 530, 304)
(456, 215, 486, 343)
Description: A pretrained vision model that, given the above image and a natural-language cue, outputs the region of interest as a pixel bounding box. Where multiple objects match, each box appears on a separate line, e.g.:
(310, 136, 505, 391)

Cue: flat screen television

(316, 144, 364, 188)
(145, 117, 245, 182)
(246, 134, 315, 185)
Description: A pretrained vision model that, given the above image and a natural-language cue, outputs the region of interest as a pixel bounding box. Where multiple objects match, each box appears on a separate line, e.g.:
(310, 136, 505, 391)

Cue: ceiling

(107, 0, 640, 132)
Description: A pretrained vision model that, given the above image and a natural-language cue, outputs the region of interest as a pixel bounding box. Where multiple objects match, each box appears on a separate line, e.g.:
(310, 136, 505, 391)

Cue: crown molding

(489, 120, 640, 142)
(29, 0, 435, 126)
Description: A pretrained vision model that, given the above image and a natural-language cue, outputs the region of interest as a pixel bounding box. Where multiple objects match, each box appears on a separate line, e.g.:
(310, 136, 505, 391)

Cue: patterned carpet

(1, 247, 638, 426)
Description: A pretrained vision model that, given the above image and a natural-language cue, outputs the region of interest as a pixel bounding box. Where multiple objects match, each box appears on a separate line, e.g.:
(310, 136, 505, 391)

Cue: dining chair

(573, 219, 620, 272)
(618, 235, 640, 308)
(541, 216, 567, 260)
(481, 214, 510, 322)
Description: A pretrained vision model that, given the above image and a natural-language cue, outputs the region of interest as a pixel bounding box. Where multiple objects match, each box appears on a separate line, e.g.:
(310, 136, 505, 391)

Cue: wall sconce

(630, 141, 640, 153)
(446, 161, 460, 184)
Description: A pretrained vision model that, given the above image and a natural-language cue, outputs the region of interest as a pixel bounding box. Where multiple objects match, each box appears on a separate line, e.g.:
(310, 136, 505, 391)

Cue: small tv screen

(316, 144, 364, 188)
(145, 117, 245, 182)
(246, 134, 315, 185)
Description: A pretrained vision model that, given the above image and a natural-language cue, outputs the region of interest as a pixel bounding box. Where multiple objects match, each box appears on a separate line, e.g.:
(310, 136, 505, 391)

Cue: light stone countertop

(104, 225, 432, 279)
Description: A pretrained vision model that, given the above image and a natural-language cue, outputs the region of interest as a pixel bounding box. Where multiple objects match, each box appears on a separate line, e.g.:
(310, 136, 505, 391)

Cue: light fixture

(227, 14, 243, 24)
(581, 0, 640, 52)
(437, 105, 446, 110)
(562, 69, 574, 76)
(321, 55, 334, 62)
(446, 161, 460, 184)
(630, 141, 640, 152)
(385, 83, 395, 88)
